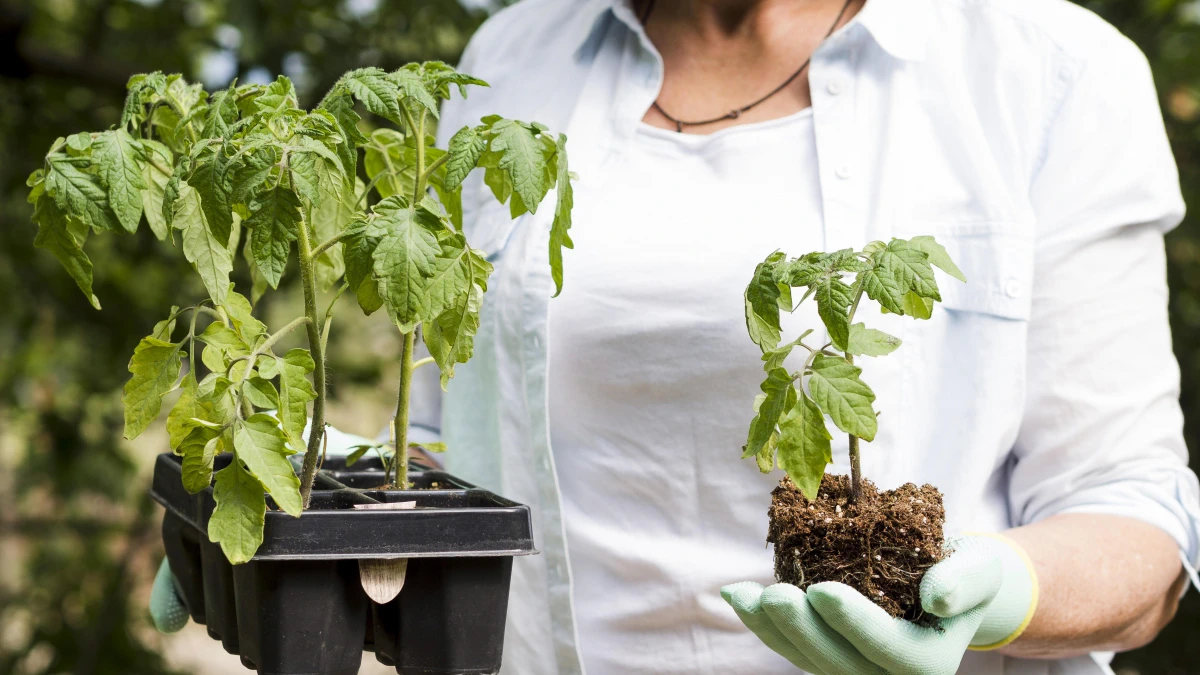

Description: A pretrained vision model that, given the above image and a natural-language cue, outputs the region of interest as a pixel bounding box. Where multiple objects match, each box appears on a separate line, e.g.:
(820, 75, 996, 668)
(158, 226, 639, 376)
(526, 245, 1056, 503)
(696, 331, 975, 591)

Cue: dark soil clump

(767, 474, 946, 624)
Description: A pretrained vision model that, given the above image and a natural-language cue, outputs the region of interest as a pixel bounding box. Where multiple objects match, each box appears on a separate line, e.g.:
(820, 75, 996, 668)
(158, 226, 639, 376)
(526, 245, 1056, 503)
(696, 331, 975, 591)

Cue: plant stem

(412, 111, 427, 205)
(412, 356, 434, 370)
(845, 282, 866, 504)
(394, 330, 415, 489)
(295, 213, 328, 508)
(310, 232, 346, 260)
(420, 153, 449, 184)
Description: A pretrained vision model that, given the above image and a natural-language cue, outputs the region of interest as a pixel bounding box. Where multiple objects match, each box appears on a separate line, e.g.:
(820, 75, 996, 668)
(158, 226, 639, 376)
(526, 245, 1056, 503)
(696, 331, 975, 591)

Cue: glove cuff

(964, 532, 1039, 651)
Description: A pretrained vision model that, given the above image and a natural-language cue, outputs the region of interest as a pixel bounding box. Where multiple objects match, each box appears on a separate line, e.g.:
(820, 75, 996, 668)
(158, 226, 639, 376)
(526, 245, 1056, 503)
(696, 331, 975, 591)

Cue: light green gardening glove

(722, 534, 1039, 675)
(150, 558, 190, 633)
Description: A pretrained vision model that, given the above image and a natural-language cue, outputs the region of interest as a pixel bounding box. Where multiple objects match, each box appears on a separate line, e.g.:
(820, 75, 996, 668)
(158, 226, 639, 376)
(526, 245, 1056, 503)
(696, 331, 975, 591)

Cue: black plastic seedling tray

(151, 453, 537, 675)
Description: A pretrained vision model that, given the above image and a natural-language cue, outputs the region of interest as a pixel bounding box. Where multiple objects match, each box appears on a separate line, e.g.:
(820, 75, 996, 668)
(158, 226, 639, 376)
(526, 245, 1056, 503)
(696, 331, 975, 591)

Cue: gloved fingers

(920, 536, 1003, 618)
(149, 558, 190, 633)
(722, 582, 826, 674)
(759, 583, 886, 675)
(806, 581, 983, 675)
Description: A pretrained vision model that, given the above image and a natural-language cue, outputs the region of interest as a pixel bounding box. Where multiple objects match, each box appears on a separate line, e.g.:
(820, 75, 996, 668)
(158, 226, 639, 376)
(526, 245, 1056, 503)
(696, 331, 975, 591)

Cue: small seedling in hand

(742, 237, 964, 619)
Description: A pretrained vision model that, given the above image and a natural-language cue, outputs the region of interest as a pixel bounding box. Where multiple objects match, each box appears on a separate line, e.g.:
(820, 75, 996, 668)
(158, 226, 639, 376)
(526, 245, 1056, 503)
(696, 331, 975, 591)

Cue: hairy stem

(420, 152, 449, 184)
(296, 213, 328, 508)
(394, 330, 415, 489)
(412, 111, 427, 205)
(309, 232, 345, 260)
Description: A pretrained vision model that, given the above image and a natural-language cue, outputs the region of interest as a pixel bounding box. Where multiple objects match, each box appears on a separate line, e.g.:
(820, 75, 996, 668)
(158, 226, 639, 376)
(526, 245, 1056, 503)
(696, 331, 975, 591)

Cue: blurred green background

(0, 0, 1197, 673)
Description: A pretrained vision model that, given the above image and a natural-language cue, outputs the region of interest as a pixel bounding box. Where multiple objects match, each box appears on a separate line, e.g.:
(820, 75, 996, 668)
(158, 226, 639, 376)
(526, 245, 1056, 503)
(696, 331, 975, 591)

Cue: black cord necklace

(639, 0, 855, 132)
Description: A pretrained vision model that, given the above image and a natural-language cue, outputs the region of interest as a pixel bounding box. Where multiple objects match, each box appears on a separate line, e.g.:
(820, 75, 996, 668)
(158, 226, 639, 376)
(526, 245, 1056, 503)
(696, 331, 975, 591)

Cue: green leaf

(246, 185, 301, 289)
(908, 235, 966, 283)
(423, 282, 484, 389)
(208, 457, 266, 564)
(388, 67, 441, 119)
(776, 393, 833, 499)
(341, 68, 405, 126)
(444, 126, 486, 191)
(318, 89, 368, 177)
(66, 132, 92, 153)
(743, 367, 794, 458)
(371, 198, 444, 332)
(176, 183, 232, 306)
(882, 240, 940, 300)
(310, 177, 357, 291)
(179, 427, 220, 493)
(814, 274, 854, 351)
(140, 139, 174, 240)
(151, 305, 180, 341)
(234, 414, 303, 517)
(244, 377, 280, 409)
(342, 217, 381, 291)
(167, 371, 202, 450)
(276, 349, 317, 449)
(254, 75, 298, 113)
(93, 129, 146, 233)
(423, 239, 493, 321)
(902, 290, 935, 320)
(488, 120, 551, 213)
(745, 251, 786, 351)
(808, 353, 877, 441)
(223, 288, 268, 345)
(859, 265, 906, 315)
(46, 156, 120, 233)
(189, 149, 234, 246)
(421, 441, 448, 453)
(846, 323, 902, 357)
(761, 330, 812, 372)
(356, 276, 384, 315)
(364, 128, 415, 199)
(550, 133, 574, 297)
(122, 337, 183, 440)
(202, 85, 240, 140)
(32, 197, 100, 310)
(345, 444, 374, 466)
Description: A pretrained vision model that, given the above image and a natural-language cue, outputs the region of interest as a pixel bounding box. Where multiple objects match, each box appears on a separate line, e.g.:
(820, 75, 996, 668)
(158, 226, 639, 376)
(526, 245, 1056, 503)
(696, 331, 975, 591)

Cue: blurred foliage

(0, 0, 1199, 672)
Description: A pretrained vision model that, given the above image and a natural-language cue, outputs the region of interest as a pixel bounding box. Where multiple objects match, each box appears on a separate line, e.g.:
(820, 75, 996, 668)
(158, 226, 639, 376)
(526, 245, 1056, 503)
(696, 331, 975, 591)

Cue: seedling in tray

(742, 238, 964, 621)
(28, 62, 575, 564)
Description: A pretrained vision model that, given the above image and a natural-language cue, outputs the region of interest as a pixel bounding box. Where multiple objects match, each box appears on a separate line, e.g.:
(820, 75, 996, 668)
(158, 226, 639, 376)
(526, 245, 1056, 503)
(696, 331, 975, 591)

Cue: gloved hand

(722, 534, 1038, 675)
(150, 558, 189, 633)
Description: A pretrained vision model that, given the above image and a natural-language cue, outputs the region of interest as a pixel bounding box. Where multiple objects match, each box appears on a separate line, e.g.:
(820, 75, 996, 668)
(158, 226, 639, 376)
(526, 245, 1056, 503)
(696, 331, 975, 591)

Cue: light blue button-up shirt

(414, 0, 1200, 672)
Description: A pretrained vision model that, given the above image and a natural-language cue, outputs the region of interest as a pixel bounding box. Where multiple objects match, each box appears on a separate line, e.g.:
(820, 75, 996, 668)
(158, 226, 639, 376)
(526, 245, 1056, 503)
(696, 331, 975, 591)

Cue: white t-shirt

(548, 110, 825, 675)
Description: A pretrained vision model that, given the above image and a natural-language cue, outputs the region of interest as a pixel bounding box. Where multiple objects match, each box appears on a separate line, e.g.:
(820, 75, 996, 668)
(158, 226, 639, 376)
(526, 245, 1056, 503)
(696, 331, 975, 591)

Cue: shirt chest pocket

(894, 222, 1035, 322)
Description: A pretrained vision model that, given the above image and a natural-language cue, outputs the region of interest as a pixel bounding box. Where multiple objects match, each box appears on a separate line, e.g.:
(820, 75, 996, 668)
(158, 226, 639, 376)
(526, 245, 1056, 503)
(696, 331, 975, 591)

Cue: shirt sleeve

(1010, 29, 1200, 571)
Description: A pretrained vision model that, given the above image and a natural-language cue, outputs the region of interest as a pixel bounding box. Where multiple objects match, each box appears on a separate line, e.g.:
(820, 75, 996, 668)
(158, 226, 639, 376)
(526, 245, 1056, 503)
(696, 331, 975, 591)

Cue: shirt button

(835, 164, 852, 179)
(826, 80, 843, 96)
(1004, 279, 1022, 298)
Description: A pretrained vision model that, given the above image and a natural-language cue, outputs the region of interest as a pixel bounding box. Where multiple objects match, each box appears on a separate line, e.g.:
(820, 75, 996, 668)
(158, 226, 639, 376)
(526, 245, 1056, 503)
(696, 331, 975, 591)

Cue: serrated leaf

(167, 371, 202, 450)
(808, 353, 877, 441)
(423, 282, 484, 389)
(123, 337, 183, 440)
(32, 197, 100, 309)
(761, 330, 812, 372)
(176, 183, 232, 305)
(46, 156, 120, 233)
(444, 126, 486, 191)
(356, 276, 384, 315)
(371, 198, 444, 331)
(846, 323, 901, 357)
(907, 235, 966, 283)
(254, 75, 298, 113)
(140, 139, 173, 239)
(342, 68, 405, 125)
(550, 133, 574, 297)
(814, 274, 854, 351)
(310, 177, 356, 291)
(388, 67, 440, 119)
(882, 240, 940, 300)
(180, 427, 220, 493)
(247, 185, 301, 289)
(151, 305, 180, 341)
(364, 128, 415, 199)
(488, 120, 551, 213)
(743, 367, 794, 458)
(745, 251, 786, 351)
(423, 239, 493, 320)
(234, 414, 302, 517)
(859, 265, 906, 315)
(189, 150, 234, 245)
(223, 288, 268, 345)
(342, 217, 381, 291)
(318, 89, 368, 177)
(208, 457, 266, 564)
(93, 129, 146, 233)
(776, 393, 833, 499)
(202, 85, 239, 140)
(244, 377, 280, 409)
(277, 349, 316, 448)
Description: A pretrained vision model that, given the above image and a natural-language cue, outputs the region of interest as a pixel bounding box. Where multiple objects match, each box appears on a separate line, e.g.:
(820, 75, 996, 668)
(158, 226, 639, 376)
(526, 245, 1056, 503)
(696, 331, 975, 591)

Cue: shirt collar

(573, 0, 932, 64)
